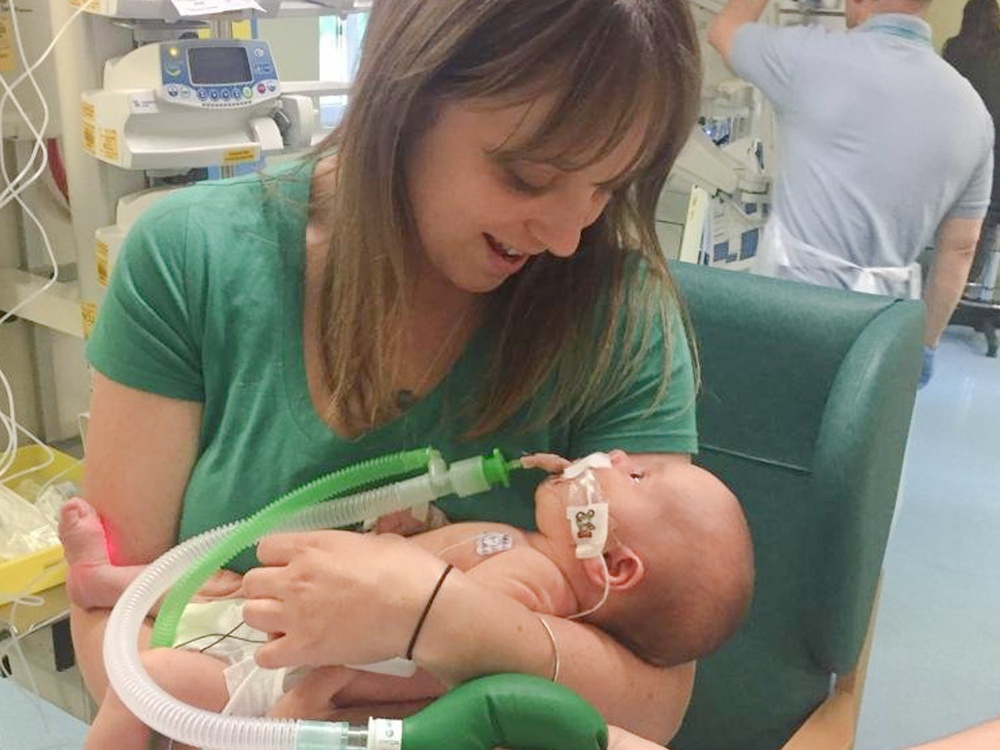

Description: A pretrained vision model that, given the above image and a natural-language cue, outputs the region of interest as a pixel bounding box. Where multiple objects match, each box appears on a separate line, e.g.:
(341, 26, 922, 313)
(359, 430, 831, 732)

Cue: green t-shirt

(87, 159, 698, 572)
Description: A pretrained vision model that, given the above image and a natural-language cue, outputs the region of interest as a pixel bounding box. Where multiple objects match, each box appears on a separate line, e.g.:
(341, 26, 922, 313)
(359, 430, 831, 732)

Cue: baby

(63, 451, 754, 749)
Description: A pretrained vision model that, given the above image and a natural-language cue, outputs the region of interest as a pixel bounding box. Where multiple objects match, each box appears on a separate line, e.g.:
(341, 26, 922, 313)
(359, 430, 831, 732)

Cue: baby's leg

(59, 497, 144, 609)
(60, 497, 243, 609)
(84, 647, 230, 750)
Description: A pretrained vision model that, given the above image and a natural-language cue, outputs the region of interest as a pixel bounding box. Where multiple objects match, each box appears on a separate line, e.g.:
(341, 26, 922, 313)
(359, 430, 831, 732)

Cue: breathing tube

(101, 447, 606, 750)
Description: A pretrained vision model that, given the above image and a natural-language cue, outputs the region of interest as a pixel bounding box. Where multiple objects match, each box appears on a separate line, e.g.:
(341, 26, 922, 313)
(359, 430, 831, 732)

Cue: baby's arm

(462, 547, 577, 616)
(409, 521, 576, 615)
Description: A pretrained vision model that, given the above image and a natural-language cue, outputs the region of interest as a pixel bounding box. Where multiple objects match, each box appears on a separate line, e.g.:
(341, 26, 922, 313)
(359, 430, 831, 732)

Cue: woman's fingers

(240, 529, 448, 670)
(254, 531, 314, 565)
(253, 633, 299, 670)
(241, 597, 287, 637)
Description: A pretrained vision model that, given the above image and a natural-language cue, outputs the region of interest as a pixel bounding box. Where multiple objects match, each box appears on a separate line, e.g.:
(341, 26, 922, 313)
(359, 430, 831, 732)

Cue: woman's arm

(72, 372, 201, 701)
(241, 528, 695, 743)
(417, 562, 695, 741)
(909, 719, 1000, 750)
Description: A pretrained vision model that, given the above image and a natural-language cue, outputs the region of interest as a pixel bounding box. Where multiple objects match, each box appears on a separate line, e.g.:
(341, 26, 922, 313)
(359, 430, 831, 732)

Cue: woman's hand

(241, 529, 449, 670)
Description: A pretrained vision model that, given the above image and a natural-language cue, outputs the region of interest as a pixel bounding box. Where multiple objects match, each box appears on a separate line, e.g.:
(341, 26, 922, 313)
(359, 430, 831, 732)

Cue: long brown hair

(313, 0, 701, 436)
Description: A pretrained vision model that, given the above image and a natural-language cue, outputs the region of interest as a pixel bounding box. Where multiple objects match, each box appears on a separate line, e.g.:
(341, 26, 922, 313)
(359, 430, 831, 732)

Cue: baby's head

(532, 452, 754, 666)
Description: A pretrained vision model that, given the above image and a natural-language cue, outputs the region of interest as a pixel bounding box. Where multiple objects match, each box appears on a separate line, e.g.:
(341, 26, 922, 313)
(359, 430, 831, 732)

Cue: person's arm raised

(707, 0, 771, 64)
(71, 372, 201, 701)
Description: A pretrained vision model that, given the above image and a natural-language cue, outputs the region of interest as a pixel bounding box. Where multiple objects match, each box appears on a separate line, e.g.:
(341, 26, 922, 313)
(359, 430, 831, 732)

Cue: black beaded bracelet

(405, 563, 454, 660)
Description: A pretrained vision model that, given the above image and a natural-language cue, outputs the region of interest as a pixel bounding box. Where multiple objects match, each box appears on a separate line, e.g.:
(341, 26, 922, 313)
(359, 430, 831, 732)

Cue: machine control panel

(158, 40, 280, 109)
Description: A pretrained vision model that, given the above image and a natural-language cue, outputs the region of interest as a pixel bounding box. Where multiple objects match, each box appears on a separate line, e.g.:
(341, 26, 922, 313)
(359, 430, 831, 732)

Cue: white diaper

(175, 598, 418, 728)
(175, 599, 289, 718)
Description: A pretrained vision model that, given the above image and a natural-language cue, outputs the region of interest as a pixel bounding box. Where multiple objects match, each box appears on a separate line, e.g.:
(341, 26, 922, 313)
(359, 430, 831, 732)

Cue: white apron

(755, 215, 922, 300)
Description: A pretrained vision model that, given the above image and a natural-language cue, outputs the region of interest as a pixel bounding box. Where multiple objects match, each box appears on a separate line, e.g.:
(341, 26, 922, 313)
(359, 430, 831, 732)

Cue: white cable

(0, 0, 91, 323)
(0, 0, 52, 211)
(0, 0, 90, 210)
(0, 415, 56, 486)
(0, 571, 55, 739)
(0, 364, 17, 476)
(0, 0, 88, 481)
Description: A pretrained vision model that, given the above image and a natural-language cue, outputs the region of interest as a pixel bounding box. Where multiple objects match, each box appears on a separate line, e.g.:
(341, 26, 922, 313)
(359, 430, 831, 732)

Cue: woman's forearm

(411, 567, 695, 743)
(69, 603, 115, 703)
(242, 531, 695, 742)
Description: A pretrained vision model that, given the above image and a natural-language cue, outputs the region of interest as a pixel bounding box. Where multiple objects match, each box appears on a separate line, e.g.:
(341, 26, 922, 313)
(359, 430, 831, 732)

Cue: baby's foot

(59, 498, 142, 609)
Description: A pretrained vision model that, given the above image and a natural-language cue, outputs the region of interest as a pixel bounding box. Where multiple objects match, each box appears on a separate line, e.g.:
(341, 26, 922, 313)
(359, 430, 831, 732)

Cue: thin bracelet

(536, 614, 561, 683)
(405, 564, 454, 660)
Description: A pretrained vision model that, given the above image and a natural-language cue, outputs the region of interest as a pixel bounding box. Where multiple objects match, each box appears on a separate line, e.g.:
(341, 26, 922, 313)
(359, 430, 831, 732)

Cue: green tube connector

(482, 448, 522, 488)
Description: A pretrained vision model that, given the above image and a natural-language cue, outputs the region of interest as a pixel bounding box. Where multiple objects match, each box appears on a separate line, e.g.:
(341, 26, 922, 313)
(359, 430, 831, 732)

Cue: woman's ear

(582, 545, 645, 591)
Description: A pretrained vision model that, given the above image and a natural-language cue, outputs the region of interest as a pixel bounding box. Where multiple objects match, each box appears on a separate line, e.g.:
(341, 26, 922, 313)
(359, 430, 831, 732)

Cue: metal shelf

(0, 270, 83, 339)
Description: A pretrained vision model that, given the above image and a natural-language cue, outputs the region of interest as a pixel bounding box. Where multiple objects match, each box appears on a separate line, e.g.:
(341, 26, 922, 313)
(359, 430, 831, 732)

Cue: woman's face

(405, 97, 646, 294)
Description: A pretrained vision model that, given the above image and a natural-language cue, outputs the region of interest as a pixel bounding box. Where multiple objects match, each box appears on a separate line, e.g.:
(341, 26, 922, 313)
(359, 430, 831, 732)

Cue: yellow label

(80, 302, 98, 340)
(222, 147, 259, 165)
(82, 121, 96, 155)
(232, 20, 252, 39)
(81, 101, 95, 122)
(95, 240, 109, 287)
(99, 128, 119, 163)
(0, 13, 14, 74)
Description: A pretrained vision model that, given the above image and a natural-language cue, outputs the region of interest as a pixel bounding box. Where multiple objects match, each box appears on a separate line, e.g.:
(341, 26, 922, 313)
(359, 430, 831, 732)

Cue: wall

(927, 0, 964, 52)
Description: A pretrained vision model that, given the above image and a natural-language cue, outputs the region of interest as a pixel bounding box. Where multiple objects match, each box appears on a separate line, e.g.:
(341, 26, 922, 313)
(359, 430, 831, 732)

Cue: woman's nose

(526, 188, 609, 258)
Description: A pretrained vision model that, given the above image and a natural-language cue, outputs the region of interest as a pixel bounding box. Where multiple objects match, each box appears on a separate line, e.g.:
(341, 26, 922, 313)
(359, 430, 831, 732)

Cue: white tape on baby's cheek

(561, 452, 612, 480)
(566, 502, 609, 559)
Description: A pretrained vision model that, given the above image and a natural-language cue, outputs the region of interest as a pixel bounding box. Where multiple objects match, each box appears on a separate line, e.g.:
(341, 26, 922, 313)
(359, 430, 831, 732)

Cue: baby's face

(533, 451, 652, 549)
(534, 451, 719, 551)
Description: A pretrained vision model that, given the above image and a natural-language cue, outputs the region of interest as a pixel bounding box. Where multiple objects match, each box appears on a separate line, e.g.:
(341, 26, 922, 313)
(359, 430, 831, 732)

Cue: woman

(944, 0, 1000, 287)
(72, 0, 706, 742)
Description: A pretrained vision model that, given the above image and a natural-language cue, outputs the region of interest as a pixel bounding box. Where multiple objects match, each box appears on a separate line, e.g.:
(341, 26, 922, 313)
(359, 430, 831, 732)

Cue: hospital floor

(1, 324, 998, 750)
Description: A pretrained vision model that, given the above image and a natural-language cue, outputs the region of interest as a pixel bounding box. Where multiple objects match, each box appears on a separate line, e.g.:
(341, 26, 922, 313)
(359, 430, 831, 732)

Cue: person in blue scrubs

(708, 0, 994, 387)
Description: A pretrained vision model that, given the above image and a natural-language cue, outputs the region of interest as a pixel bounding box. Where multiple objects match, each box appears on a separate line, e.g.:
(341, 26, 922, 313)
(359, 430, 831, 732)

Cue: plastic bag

(0, 484, 61, 560)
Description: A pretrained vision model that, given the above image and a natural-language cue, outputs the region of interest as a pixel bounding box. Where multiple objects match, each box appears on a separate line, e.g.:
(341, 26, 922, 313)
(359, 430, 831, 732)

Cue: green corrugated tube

(151, 447, 433, 647)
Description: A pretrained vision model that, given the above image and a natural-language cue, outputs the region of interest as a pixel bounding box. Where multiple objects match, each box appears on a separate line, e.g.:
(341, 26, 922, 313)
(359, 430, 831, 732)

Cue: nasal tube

(103, 447, 521, 750)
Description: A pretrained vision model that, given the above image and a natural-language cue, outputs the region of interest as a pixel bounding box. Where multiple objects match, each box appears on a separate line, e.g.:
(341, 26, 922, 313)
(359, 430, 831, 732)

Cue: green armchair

(668, 262, 924, 750)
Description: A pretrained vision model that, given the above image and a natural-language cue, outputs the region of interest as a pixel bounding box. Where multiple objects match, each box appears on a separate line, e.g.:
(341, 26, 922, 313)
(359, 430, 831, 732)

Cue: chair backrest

(668, 262, 924, 750)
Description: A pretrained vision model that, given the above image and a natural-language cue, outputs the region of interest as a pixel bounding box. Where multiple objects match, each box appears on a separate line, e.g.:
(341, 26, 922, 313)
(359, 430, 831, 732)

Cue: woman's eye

(506, 170, 548, 195)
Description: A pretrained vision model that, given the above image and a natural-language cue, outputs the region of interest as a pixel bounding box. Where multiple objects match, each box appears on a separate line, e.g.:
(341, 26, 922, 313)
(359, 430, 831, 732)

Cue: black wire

(170, 620, 268, 653)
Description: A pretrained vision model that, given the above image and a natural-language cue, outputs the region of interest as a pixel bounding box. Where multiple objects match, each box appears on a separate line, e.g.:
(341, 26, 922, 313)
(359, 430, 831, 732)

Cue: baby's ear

(583, 545, 645, 591)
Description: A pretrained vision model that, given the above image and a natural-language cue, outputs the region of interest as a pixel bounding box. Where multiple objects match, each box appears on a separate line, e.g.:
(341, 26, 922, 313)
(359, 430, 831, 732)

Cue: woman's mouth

(485, 233, 527, 265)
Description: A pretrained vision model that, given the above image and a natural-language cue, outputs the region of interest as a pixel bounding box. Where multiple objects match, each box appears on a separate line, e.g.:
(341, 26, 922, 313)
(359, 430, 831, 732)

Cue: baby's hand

(369, 504, 448, 536)
(519, 453, 571, 474)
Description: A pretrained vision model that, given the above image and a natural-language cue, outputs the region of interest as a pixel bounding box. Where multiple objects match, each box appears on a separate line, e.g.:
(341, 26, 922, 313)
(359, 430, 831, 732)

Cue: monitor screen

(187, 46, 253, 85)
